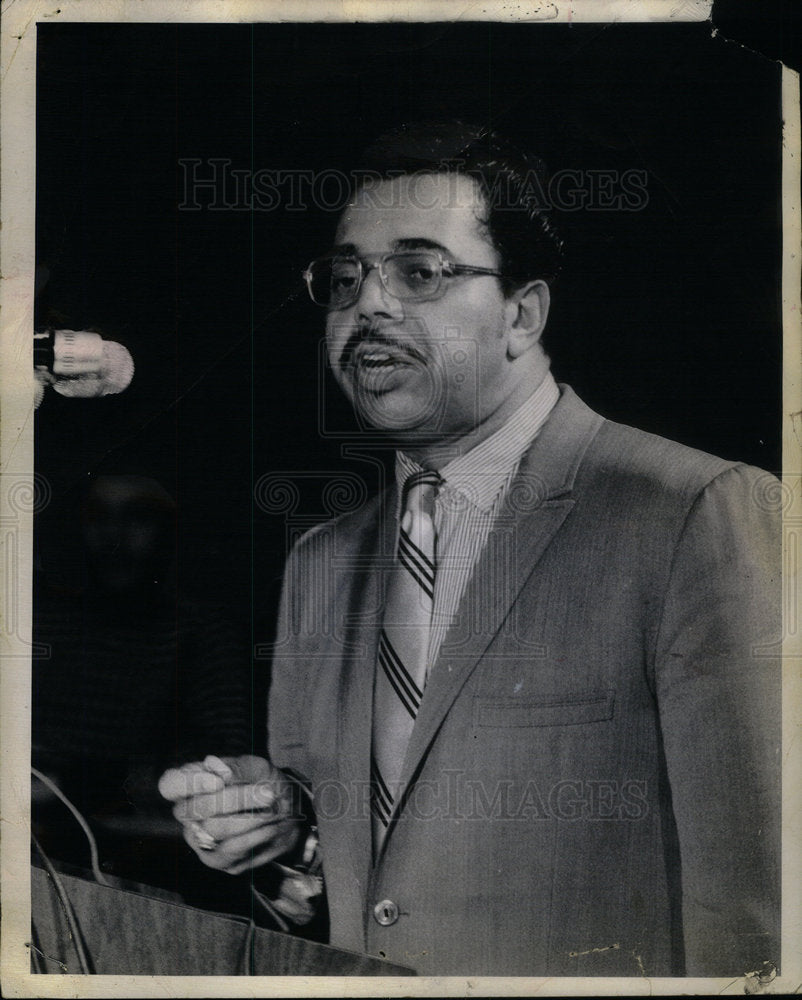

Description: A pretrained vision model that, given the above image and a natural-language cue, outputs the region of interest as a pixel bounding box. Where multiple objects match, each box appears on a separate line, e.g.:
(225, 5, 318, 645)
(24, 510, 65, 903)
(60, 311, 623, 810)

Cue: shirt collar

(395, 371, 560, 513)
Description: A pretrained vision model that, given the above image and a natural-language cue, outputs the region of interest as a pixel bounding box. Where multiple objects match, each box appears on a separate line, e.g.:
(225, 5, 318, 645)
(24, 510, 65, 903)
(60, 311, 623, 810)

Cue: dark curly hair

(353, 121, 564, 293)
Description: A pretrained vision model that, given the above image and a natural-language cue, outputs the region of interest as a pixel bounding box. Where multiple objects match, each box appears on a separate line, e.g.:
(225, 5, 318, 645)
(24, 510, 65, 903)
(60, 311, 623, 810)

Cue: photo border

(2, 1, 799, 996)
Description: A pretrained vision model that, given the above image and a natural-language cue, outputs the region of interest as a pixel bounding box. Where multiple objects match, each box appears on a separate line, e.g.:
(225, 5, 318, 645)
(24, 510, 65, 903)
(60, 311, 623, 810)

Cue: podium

(31, 864, 415, 976)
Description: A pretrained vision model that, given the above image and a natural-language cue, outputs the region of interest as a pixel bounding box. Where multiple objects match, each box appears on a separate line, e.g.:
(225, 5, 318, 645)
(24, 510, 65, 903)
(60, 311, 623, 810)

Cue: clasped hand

(158, 755, 303, 875)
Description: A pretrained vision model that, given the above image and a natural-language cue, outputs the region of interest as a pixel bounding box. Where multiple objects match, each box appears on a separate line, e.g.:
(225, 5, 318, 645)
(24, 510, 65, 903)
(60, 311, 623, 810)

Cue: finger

(203, 755, 234, 781)
(159, 763, 205, 800)
(172, 781, 292, 822)
(214, 755, 275, 785)
(172, 786, 273, 822)
(160, 756, 284, 801)
(159, 764, 226, 802)
(186, 819, 296, 872)
(202, 812, 282, 841)
(216, 823, 302, 874)
(185, 821, 217, 851)
(181, 825, 234, 871)
(218, 821, 294, 858)
(225, 843, 299, 876)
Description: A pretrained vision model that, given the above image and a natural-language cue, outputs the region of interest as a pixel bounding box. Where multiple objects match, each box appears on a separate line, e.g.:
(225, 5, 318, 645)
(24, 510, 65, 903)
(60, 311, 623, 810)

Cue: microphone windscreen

(99, 341, 135, 395)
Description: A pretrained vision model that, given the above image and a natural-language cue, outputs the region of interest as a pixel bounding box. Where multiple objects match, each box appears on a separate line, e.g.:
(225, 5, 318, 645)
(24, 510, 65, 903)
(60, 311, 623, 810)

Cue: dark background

(34, 15, 785, 649)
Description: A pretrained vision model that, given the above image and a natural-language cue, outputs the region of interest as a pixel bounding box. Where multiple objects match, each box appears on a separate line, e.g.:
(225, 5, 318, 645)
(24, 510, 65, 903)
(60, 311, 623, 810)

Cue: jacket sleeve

(267, 520, 336, 785)
(259, 527, 329, 926)
(654, 464, 782, 976)
(267, 530, 313, 783)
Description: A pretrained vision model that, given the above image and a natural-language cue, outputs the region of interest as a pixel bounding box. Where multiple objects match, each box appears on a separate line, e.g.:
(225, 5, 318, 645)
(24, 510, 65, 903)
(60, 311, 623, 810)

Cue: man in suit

(159, 123, 781, 978)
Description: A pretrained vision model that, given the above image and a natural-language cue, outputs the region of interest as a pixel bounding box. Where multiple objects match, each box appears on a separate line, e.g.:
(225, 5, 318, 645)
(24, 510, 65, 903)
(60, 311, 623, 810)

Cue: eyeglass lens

(309, 252, 442, 307)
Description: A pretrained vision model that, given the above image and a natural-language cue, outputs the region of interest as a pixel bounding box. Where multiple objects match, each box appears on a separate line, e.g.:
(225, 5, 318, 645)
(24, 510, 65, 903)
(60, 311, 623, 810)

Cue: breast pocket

(473, 690, 615, 728)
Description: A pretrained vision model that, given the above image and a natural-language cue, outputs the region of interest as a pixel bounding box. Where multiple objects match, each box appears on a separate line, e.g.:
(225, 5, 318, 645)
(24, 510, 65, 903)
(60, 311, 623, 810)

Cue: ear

(505, 280, 550, 360)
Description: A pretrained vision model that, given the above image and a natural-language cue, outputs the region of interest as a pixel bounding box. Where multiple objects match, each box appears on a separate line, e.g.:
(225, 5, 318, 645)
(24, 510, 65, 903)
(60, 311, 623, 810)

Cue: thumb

(215, 755, 278, 785)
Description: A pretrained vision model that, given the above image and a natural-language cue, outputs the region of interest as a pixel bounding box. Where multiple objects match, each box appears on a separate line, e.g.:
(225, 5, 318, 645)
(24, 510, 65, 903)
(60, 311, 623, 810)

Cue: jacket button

(373, 899, 399, 926)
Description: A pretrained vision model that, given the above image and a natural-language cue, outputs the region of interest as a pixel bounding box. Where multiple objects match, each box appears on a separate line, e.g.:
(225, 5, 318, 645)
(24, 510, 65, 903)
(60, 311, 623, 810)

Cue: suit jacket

(268, 385, 781, 977)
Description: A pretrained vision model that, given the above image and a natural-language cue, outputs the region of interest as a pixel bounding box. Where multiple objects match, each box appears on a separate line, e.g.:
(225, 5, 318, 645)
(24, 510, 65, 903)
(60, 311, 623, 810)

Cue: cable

(31, 766, 111, 887)
(28, 920, 56, 974)
(238, 918, 256, 976)
(31, 833, 93, 974)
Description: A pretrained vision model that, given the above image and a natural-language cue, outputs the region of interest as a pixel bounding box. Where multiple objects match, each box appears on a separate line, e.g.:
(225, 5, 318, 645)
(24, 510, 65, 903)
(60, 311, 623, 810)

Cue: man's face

(325, 173, 515, 443)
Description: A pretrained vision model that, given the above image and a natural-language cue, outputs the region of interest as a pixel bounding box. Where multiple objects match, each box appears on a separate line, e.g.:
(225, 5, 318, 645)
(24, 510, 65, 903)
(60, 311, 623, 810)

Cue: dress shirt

(395, 371, 560, 668)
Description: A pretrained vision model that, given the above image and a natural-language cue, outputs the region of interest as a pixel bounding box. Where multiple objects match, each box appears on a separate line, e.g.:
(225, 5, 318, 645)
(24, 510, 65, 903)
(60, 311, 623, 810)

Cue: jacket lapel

(394, 385, 605, 806)
(335, 487, 397, 895)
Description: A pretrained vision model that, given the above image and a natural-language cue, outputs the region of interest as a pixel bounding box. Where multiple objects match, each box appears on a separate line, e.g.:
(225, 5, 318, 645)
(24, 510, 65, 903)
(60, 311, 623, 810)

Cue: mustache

(339, 326, 427, 369)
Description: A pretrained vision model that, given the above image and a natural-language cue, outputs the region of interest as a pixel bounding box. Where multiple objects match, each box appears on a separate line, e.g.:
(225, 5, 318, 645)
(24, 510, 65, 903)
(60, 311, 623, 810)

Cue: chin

(353, 392, 440, 434)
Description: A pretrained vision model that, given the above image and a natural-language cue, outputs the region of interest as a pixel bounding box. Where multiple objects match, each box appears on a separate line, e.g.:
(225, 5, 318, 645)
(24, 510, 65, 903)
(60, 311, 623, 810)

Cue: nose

(356, 262, 403, 322)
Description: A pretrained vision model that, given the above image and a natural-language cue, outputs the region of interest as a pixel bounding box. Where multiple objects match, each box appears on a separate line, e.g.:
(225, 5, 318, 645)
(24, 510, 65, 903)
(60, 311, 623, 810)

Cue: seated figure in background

(33, 474, 257, 910)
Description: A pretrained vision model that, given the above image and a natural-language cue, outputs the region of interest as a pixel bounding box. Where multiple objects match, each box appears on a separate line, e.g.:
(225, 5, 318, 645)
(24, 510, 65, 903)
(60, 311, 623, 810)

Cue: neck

(403, 368, 551, 470)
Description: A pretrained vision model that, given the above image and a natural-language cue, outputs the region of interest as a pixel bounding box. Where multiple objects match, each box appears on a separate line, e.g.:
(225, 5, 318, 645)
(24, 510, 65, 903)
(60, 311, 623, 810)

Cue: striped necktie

(371, 469, 441, 855)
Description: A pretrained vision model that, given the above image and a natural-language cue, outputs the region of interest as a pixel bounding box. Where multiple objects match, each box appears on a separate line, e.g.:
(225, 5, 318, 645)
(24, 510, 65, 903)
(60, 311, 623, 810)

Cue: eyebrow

(328, 237, 452, 257)
(393, 237, 451, 254)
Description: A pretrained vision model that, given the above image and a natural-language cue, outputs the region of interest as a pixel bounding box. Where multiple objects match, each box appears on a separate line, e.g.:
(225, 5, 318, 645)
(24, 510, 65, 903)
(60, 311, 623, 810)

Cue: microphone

(34, 329, 134, 406)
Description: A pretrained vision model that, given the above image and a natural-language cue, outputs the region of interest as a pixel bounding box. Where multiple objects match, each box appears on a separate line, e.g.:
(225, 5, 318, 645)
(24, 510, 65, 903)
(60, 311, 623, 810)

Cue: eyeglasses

(303, 250, 503, 310)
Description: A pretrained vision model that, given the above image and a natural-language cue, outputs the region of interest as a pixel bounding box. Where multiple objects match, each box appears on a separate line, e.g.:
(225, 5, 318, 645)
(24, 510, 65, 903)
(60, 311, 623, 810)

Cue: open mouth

(359, 349, 406, 369)
(348, 344, 421, 397)
(352, 339, 424, 371)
